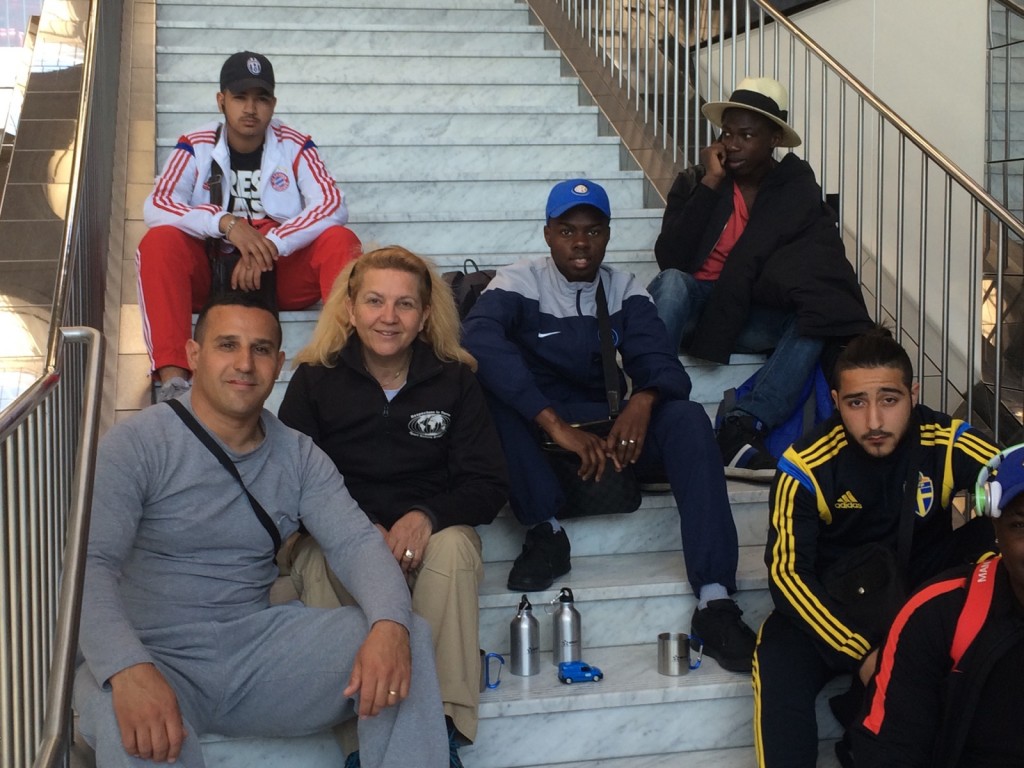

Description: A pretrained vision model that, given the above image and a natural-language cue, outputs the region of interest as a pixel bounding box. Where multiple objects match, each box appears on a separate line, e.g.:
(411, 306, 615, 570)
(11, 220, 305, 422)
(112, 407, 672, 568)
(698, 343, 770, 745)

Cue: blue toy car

(558, 660, 604, 684)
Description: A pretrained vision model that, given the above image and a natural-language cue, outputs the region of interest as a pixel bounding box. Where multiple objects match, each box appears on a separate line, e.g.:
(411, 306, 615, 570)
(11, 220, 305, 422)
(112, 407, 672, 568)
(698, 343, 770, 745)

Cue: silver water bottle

(509, 594, 540, 676)
(551, 587, 582, 665)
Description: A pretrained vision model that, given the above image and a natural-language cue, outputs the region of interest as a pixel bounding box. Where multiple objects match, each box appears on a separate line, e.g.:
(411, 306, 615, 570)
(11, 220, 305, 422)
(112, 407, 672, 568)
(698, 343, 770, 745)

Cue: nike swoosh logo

(538, 332, 561, 338)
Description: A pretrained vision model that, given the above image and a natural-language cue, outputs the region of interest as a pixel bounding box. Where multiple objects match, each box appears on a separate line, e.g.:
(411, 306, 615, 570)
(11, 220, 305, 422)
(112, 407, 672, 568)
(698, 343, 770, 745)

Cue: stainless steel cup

(657, 632, 700, 675)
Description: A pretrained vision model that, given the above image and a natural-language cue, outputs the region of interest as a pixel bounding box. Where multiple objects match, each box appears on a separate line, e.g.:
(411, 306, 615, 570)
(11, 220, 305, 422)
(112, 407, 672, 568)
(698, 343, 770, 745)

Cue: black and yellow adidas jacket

(766, 404, 997, 664)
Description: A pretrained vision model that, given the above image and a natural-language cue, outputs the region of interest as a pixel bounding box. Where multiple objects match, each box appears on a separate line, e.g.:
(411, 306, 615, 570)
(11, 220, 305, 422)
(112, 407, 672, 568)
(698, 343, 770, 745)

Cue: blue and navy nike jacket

(462, 257, 691, 421)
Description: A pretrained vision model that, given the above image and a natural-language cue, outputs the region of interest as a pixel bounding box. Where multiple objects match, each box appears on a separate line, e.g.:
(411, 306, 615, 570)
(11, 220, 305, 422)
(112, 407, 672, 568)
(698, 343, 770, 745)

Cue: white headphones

(974, 443, 1024, 518)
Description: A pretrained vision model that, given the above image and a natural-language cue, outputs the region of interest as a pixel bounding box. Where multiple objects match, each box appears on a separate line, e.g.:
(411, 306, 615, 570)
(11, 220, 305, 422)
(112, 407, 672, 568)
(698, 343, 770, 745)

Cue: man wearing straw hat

(649, 76, 871, 480)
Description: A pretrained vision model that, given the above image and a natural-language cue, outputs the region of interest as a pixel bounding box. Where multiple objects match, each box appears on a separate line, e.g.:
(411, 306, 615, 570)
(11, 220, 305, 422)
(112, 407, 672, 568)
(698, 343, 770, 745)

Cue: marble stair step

(344, 208, 660, 254)
(464, 643, 844, 767)
(156, 26, 548, 54)
(159, 4, 529, 27)
(477, 547, 772, 655)
(157, 52, 563, 86)
(478, 482, 770, 561)
(339, 175, 648, 214)
(467, 644, 756, 767)
(155, 109, 604, 149)
(524, 742, 842, 768)
(157, 81, 584, 111)
(153, 140, 627, 178)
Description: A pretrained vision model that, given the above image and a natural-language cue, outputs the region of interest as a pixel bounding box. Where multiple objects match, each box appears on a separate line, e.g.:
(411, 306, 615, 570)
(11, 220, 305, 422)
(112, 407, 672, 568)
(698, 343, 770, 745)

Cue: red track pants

(137, 223, 361, 375)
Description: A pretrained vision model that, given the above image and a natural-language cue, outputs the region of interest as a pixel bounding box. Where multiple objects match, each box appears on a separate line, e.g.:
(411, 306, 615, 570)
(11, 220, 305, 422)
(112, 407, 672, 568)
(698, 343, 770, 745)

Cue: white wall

(795, 0, 988, 182)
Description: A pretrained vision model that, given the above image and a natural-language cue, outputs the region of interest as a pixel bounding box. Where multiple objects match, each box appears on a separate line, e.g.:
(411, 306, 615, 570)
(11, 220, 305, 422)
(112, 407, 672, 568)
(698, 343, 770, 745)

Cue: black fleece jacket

(278, 337, 508, 531)
(655, 153, 871, 363)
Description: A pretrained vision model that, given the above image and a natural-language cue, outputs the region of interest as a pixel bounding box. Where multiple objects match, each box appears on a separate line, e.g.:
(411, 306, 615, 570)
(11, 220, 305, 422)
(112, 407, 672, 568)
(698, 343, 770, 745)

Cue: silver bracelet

(222, 216, 239, 240)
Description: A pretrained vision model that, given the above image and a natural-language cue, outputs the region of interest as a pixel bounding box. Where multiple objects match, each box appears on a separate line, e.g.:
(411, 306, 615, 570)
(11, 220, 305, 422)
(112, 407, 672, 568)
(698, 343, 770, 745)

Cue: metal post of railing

(663, 0, 671, 147)
(917, 162, 929, 403)
(855, 97, 865, 281)
(875, 116, 885, 323)
(967, 205, 980, 419)
(895, 134, 906, 337)
(994, 224, 1006, 444)
(940, 174, 952, 413)
(32, 327, 105, 768)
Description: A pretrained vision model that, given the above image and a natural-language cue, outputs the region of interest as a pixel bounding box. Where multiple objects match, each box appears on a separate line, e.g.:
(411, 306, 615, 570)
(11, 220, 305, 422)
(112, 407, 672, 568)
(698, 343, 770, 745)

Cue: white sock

(697, 583, 729, 610)
(540, 517, 562, 533)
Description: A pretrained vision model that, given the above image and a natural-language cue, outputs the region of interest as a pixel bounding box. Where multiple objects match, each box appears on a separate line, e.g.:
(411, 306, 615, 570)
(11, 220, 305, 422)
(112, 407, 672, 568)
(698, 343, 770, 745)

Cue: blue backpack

(715, 364, 834, 458)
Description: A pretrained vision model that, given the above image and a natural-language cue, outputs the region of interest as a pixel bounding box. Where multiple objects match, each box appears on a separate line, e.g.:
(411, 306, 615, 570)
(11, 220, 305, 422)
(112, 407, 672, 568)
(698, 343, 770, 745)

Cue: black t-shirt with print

(227, 145, 266, 221)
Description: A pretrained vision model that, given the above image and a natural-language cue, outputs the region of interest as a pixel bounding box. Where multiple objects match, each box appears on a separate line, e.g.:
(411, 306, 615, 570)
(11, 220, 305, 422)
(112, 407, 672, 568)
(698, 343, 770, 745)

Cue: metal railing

(538, 0, 1024, 439)
(1, 328, 104, 768)
(0, 0, 122, 761)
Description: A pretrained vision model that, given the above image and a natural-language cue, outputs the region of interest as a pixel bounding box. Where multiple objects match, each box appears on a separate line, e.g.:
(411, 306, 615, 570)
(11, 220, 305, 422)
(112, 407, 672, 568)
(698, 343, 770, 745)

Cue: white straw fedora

(701, 77, 802, 148)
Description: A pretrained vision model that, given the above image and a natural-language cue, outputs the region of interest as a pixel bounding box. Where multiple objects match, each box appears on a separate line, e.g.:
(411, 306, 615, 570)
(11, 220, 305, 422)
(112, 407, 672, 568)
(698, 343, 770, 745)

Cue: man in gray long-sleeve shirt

(74, 292, 447, 767)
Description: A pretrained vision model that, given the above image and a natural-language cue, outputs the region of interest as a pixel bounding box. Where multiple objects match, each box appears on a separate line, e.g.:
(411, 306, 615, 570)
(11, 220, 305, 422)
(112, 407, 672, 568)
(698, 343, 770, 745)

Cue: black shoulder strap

(208, 124, 225, 208)
(166, 399, 282, 555)
(594, 278, 621, 418)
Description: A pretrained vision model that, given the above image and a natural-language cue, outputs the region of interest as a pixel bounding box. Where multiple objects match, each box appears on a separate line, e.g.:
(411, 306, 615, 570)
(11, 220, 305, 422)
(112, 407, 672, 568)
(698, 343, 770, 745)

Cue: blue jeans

(647, 268, 824, 429)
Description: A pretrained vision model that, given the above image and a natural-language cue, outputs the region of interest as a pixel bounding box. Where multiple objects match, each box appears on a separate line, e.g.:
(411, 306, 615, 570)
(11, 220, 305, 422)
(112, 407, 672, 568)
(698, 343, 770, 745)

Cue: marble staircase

(103, 0, 846, 765)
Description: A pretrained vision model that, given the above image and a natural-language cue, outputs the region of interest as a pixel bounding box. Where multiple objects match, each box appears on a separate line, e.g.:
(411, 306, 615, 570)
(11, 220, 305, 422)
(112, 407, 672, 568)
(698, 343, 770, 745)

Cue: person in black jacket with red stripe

(850, 445, 1024, 767)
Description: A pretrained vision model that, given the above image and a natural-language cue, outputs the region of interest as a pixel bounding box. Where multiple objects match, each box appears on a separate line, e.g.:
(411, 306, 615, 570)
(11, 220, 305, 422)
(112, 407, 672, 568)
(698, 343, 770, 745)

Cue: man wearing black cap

(649, 77, 871, 480)
(463, 178, 757, 674)
(139, 51, 361, 404)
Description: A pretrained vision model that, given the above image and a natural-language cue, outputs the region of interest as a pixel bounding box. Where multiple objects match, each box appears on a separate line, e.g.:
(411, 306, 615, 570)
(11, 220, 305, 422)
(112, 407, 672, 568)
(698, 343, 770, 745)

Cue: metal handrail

(760, 0, 1024, 241)
(31, 328, 104, 768)
(994, 0, 1024, 18)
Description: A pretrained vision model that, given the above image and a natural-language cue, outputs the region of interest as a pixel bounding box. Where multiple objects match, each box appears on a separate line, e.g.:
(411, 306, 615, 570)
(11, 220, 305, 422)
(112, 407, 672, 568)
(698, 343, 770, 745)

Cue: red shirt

(693, 183, 749, 282)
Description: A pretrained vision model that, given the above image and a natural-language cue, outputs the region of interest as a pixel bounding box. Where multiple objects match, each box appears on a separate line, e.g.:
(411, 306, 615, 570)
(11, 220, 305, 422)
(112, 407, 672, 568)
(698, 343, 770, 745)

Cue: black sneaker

(717, 413, 777, 482)
(507, 522, 571, 592)
(691, 599, 757, 673)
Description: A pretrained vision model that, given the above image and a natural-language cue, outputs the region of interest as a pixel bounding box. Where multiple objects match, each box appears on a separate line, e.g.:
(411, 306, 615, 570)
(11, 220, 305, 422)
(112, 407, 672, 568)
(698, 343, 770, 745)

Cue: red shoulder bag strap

(950, 556, 1000, 671)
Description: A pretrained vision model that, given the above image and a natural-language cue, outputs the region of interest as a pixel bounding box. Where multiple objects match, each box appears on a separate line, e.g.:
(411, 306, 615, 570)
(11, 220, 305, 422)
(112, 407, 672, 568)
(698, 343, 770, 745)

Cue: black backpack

(442, 258, 495, 320)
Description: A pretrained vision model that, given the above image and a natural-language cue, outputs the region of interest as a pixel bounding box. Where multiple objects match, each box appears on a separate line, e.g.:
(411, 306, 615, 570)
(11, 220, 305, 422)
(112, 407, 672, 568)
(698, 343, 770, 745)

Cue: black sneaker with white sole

(691, 599, 757, 673)
(716, 413, 777, 482)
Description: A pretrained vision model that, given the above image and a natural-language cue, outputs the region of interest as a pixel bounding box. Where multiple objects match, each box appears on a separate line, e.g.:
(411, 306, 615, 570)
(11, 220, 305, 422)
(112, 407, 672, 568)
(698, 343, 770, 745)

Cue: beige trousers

(288, 525, 484, 743)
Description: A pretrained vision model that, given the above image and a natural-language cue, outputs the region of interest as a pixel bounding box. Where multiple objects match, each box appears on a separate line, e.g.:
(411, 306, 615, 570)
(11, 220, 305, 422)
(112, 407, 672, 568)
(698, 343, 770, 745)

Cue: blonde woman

(278, 246, 508, 767)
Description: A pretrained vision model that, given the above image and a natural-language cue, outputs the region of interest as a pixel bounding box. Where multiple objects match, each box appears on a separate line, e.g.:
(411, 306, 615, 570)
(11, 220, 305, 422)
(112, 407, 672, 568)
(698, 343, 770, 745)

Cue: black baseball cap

(220, 52, 275, 96)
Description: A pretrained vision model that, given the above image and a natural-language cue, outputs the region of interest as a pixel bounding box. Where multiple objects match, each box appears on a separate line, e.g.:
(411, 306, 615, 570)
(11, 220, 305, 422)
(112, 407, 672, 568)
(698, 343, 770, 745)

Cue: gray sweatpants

(74, 604, 447, 767)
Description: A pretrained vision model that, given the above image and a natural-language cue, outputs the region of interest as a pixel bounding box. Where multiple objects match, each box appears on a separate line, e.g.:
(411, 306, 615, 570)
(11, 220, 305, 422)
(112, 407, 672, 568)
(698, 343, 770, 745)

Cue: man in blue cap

(463, 178, 757, 673)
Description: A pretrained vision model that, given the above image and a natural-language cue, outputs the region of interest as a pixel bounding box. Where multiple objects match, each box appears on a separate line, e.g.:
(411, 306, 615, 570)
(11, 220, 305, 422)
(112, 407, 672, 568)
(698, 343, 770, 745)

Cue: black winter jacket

(278, 338, 508, 530)
(655, 154, 872, 362)
(767, 405, 997, 663)
(851, 558, 1024, 767)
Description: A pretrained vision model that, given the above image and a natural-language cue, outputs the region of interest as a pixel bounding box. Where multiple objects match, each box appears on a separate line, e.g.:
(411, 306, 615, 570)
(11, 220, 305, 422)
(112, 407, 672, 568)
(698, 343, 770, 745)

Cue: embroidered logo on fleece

(835, 491, 862, 510)
(408, 411, 451, 439)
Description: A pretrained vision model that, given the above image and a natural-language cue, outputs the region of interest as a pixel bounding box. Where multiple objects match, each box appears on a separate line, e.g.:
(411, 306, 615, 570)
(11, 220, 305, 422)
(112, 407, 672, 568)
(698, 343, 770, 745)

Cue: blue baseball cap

(992, 444, 1024, 514)
(546, 179, 611, 221)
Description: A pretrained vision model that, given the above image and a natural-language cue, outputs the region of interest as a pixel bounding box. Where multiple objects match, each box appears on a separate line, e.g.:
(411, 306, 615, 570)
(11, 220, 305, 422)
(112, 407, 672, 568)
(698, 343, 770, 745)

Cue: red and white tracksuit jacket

(138, 119, 360, 376)
(143, 118, 347, 256)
